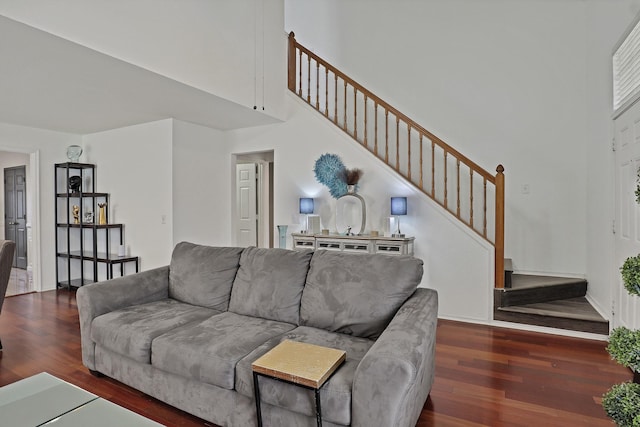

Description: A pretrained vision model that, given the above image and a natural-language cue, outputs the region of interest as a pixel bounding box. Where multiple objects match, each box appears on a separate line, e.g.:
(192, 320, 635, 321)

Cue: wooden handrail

(288, 32, 506, 288)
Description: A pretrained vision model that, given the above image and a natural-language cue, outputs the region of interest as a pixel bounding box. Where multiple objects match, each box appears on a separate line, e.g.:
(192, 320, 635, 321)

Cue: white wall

(285, 0, 590, 277)
(0, 0, 287, 121)
(172, 119, 232, 246)
(0, 122, 81, 291)
(227, 94, 495, 322)
(83, 120, 173, 270)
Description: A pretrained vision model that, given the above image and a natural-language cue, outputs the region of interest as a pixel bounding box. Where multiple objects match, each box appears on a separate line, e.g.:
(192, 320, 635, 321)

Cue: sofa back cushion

(228, 247, 313, 324)
(300, 250, 423, 339)
(169, 242, 244, 311)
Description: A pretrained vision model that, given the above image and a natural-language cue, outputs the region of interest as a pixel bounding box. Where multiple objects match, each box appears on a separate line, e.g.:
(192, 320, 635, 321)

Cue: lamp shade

(299, 198, 314, 214)
(390, 197, 407, 216)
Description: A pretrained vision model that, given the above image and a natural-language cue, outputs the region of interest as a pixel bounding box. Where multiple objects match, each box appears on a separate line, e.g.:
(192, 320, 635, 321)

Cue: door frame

(0, 147, 41, 292)
(612, 99, 640, 330)
(232, 151, 274, 248)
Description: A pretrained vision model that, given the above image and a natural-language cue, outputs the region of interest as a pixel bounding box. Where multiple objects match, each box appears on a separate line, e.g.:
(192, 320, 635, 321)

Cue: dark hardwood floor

(0, 290, 631, 426)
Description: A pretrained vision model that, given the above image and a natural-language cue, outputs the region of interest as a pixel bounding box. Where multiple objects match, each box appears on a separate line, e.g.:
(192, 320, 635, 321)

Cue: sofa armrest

(76, 266, 170, 370)
(352, 288, 438, 427)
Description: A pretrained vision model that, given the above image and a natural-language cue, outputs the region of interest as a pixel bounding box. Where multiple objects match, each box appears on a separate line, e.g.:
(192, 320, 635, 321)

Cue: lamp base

(391, 233, 405, 238)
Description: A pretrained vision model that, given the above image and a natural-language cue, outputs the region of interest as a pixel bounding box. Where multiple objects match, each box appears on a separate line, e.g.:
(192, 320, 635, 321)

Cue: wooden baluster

(483, 178, 487, 238)
(364, 95, 368, 149)
(334, 75, 338, 125)
(325, 68, 329, 117)
(431, 140, 435, 197)
(374, 102, 379, 156)
(343, 81, 347, 131)
(469, 169, 474, 228)
(307, 55, 311, 102)
(396, 117, 400, 171)
(287, 32, 296, 92)
(494, 165, 505, 289)
(385, 110, 389, 163)
(444, 152, 448, 209)
(408, 125, 412, 181)
(298, 50, 302, 96)
(456, 159, 461, 217)
(315, 62, 320, 110)
(419, 134, 424, 190)
(354, 87, 358, 140)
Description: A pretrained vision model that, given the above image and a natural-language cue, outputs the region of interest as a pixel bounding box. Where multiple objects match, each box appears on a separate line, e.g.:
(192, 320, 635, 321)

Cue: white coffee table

(0, 372, 163, 426)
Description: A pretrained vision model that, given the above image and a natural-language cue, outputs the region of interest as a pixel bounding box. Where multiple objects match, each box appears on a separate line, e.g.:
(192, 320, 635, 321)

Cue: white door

(614, 100, 640, 330)
(236, 163, 258, 247)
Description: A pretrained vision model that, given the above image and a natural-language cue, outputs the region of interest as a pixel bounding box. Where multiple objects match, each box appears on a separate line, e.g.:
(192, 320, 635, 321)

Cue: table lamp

(299, 198, 314, 233)
(390, 197, 407, 237)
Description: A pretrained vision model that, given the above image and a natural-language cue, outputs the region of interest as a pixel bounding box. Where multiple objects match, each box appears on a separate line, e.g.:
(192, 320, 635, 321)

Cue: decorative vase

(66, 145, 83, 162)
(98, 203, 107, 225)
(277, 225, 288, 249)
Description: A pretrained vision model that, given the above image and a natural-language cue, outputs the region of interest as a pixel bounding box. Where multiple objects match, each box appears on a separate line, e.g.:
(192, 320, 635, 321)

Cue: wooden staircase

(494, 263, 608, 334)
(287, 32, 506, 288)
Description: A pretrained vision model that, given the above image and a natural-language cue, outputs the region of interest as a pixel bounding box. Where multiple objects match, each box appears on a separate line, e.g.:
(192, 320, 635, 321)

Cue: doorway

(4, 165, 27, 269)
(233, 151, 274, 248)
(613, 100, 640, 331)
(0, 149, 38, 294)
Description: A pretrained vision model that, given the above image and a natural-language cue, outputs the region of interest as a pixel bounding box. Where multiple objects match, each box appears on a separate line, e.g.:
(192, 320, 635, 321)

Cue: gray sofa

(76, 242, 438, 427)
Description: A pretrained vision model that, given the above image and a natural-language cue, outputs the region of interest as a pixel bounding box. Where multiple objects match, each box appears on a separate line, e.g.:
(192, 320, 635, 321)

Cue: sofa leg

(89, 369, 104, 378)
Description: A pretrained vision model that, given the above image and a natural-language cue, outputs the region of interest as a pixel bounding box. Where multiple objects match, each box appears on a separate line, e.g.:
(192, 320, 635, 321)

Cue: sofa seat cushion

(151, 312, 296, 390)
(235, 326, 374, 426)
(301, 250, 423, 339)
(169, 242, 244, 311)
(91, 299, 217, 364)
(229, 247, 313, 324)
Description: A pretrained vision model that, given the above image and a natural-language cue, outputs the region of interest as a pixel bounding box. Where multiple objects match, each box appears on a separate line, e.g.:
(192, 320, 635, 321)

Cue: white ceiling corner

(0, 14, 279, 134)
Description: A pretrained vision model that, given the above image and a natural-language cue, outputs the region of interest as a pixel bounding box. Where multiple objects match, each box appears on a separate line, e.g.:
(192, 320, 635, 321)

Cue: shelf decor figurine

(98, 203, 107, 225)
(72, 205, 80, 224)
(66, 145, 83, 162)
(68, 175, 81, 193)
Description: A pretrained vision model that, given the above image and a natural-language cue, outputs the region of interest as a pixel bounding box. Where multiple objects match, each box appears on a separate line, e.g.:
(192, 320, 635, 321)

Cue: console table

(292, 233, 414, 256)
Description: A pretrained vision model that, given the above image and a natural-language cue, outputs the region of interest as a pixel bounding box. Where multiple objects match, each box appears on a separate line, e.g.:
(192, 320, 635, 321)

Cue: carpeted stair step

(504, 258, 513, 288)
(494, 297, 609, 335)
(497, 274, 587, 307)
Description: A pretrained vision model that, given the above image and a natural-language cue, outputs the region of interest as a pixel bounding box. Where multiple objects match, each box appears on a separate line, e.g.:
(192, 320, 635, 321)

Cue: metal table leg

(253, 372, 263, 427)
(315, 388, 322, 427)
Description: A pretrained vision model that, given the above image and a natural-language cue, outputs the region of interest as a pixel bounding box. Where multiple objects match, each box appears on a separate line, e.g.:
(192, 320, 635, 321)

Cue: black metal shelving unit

(54, 162, 139, 289)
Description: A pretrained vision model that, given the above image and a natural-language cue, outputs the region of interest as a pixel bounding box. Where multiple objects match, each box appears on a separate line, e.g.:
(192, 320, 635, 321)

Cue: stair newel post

(288, 32, 297, 92)
(494, 165, 505, 289)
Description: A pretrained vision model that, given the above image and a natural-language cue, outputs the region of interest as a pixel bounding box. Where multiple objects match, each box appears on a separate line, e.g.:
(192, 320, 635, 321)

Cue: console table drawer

(342, 241, 371, 253)
(375, 241, 413, 255)
(294, 239, 315, 250)
(316, 241, 341, 251)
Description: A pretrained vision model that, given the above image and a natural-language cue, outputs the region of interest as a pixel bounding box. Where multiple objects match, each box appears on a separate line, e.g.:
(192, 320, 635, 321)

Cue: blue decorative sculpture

(313, 153, 348, 198)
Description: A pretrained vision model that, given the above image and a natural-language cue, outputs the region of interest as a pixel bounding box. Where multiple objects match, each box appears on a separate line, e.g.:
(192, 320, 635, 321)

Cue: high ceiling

(0, 15, 279, 135)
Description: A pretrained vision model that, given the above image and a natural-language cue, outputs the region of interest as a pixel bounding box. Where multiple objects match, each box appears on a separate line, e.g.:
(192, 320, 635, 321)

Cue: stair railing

(288, 32, 505, 288)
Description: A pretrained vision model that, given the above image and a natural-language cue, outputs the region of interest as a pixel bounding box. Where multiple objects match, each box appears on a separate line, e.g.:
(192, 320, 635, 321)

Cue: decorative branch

(342, 168, 363, 185)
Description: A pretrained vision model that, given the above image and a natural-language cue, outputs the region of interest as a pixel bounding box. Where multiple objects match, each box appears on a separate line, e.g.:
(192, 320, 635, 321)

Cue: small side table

(251, 340, 346, 427)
